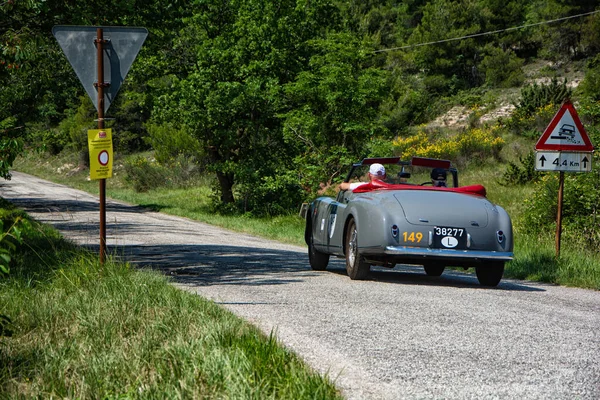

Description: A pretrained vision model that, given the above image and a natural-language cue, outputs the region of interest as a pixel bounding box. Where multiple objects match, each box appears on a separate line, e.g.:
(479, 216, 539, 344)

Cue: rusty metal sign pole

(95, 28, 108, 265)
(555, 171, 565, 258)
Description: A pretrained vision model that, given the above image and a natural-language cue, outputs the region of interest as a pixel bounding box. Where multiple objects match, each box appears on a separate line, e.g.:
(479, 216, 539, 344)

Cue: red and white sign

(535, 101, 594, 151)
(98, 150, 110, 166)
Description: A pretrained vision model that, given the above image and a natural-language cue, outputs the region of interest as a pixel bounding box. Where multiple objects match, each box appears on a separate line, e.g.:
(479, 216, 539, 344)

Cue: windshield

(346, 163, 457, 188)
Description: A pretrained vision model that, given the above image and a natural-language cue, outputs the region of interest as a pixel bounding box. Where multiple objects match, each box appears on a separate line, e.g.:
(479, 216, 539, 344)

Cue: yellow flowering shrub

(392, 125, 505, 161)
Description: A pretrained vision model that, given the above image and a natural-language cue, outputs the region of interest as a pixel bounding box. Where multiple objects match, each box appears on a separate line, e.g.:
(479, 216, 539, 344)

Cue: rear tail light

(497, 230, 505, 243)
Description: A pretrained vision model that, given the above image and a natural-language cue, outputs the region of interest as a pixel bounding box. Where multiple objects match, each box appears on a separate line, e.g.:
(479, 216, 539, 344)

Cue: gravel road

(1, 171, 599, 399)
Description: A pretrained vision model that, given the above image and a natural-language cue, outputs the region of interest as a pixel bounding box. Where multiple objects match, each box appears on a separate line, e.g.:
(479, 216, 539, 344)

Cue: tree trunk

(216, 171, 235, 204)
(207, 146, 235, 205)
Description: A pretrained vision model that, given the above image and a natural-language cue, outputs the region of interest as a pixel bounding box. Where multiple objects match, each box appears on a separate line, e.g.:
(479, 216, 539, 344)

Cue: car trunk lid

(393, 190, 490, 228)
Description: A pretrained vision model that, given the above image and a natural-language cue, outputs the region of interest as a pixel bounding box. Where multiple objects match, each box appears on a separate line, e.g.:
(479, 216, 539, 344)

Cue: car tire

(476, 262, 504, 287)
(345, 219, 370, 280)
(424, 264, 445, 276)
(308, 234, 329, 271)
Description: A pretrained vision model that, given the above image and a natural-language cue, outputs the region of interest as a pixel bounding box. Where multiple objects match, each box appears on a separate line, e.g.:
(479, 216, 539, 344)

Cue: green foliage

(145, 122, 204, 166)
(154, 0, 344, 213)
(379, 77, 435, 133)
(235, 171, 305, 217)
(577, 54, 600, 102)
(500, 151, 540, 185)
(523, 166, 600, 252)
(479, 46, 525, 88)
(0, 217, 25, 275)
(123, 155, 168, 192)
(0, 205, 27, 337)
(508, 78, 572, 136)
(26, 125, 71, 155)
(513, 78, 572, 119)
(282, 33, 389, 192)
(524, 0, 598, 61)
(0, 118, 24, 180)
(123, 155, 203, 193)
(392, 125, 505, 166)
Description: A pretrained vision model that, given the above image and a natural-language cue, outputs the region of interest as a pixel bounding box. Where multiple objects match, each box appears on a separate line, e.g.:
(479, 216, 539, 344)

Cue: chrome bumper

(384, 246, 513, 261)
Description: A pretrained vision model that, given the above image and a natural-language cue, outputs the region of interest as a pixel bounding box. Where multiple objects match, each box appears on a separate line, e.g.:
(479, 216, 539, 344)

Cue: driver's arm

(339, 181, 352, 191)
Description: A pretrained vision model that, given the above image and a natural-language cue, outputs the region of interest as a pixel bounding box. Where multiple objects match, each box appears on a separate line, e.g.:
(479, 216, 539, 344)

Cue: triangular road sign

(535, 100, 594, 151)
(52, 25, 148, 113)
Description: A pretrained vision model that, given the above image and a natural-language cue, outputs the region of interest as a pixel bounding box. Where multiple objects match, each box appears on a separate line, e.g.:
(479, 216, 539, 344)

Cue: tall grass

(0, 201, 342, 398)
(507, 233, 600, 290)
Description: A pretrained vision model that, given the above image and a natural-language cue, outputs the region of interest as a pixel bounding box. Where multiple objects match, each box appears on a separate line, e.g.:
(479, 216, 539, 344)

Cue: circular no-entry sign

(98, 150, 109, 166)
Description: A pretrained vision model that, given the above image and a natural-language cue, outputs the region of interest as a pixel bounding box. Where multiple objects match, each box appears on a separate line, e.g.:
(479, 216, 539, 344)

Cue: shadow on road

(5, 196, 544, 293)
(89, 242, 544, 292)
(368, 266, 546, 291)
(5, 197, 145, 214)
(101, 243, 321, 287)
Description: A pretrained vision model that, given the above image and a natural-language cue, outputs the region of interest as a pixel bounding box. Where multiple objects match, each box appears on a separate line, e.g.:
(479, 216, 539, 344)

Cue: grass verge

(0, 199, 342, 398)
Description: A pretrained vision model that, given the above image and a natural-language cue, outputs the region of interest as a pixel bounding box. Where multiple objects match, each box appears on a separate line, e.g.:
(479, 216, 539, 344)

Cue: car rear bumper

(383, 246, 513, 261)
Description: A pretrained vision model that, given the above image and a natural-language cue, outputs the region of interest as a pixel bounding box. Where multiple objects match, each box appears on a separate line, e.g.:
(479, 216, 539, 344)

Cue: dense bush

(512, 78, 572, 119)
(479, 46, 525, 88)
(234, 171, 305, 217)
(392, 125, 504, 165)
(123, 155, 203, 193)
(523, 164, 600, 251)
(145, 123, 204, 166)
(507, 77, 573, 137)
(500, 151, 541, 185)
(577, 54, 600, 103)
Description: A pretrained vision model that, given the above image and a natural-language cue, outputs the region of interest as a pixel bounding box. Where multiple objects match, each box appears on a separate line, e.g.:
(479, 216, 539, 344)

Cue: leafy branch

(0, 216, 23, 275)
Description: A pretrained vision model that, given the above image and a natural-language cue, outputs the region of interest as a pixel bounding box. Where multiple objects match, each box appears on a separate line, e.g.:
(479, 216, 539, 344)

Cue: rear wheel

(308, 233, 329, 271)
(476, 262, 504, 287)
(424, 264, 445, 276)
(345, 219, 370, 280)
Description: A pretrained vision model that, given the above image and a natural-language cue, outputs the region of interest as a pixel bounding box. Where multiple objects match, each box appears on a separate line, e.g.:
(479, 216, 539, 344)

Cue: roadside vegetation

(3, 1, 600, 395)
(13, 150, 600, 291)
(0, 199, 342, 398)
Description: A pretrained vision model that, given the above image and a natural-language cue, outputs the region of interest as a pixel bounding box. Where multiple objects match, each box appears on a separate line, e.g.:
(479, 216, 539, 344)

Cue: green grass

(0, 200, 342, 398)
(12, 151, 600, 290)
(507, 233, 600, 289)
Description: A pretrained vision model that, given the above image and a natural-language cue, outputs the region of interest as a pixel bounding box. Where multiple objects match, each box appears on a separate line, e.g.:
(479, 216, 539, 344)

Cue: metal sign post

(53, 25, 147, 265)
(535, 100, 595, 258)
(96, 28, 108, 264)
(555, 171, 564, 257)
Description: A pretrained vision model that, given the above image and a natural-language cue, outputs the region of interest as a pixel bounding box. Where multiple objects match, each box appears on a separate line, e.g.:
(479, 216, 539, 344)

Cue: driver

(340, 163, 386, 191)
(431, 168, 447, 187)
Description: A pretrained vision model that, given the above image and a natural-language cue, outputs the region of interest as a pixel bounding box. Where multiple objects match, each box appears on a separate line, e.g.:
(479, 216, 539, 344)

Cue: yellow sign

(88, 129, 113, 179)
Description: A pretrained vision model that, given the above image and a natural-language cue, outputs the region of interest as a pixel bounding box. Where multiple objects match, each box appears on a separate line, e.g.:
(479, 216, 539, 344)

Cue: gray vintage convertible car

(304, 157, 513, 286)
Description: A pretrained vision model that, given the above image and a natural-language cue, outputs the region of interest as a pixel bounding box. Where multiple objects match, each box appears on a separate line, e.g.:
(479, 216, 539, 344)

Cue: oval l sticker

(441, 236, 458, 248)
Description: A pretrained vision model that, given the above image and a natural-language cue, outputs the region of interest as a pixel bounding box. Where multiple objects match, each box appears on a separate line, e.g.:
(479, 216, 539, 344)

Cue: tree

(407, 0, 485, 88)
(0, 0, 192, 155)
(0, 128, 23, 180)
(281, 33, 389, 191)
(524, 0, 599, 60)
(154, 0, 340, 211)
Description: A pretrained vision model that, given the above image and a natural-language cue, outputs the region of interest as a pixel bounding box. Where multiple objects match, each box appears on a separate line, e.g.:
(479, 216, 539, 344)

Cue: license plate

(432, 226, 467, 249)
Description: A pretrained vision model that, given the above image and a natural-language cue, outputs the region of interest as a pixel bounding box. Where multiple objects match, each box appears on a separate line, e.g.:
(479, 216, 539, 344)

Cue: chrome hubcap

(348, 228, 357, 266)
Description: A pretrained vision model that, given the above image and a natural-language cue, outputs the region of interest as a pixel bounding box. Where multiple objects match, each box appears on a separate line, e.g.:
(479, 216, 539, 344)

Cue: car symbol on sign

(551, 124, 576, 140)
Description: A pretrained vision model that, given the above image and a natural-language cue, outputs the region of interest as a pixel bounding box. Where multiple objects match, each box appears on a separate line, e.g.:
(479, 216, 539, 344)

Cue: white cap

(369, 163, 386, 177)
